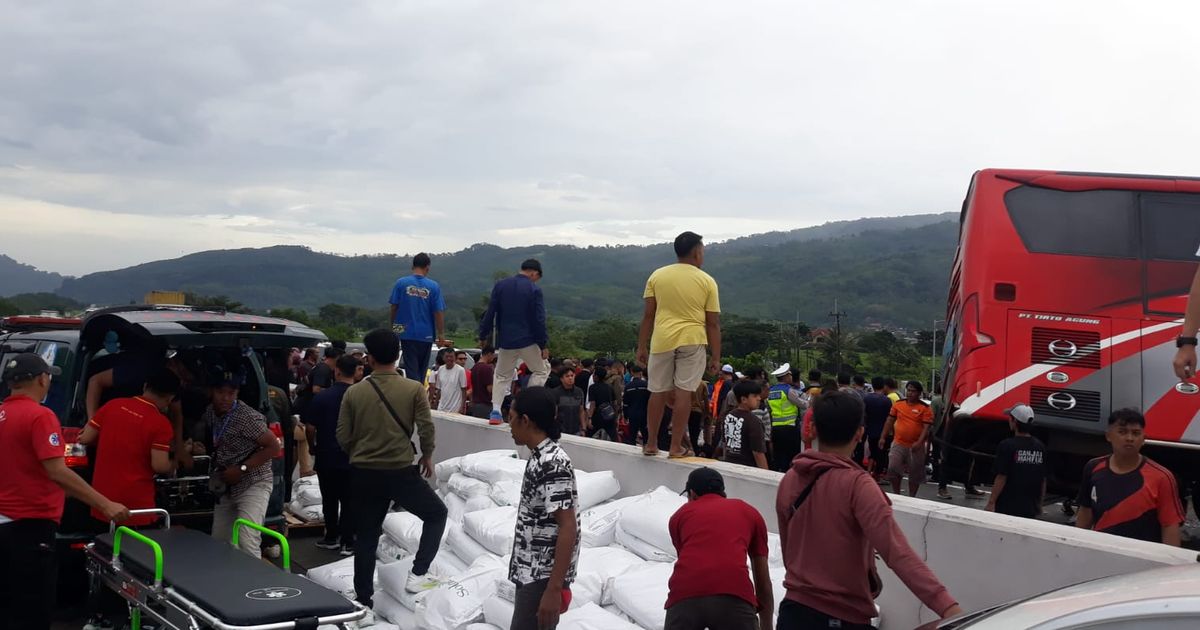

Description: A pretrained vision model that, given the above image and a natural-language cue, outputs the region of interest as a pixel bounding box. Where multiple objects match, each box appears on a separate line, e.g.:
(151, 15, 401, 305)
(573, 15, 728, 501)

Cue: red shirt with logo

(89, 397, 173, 526)
(0, 394, 67, 522)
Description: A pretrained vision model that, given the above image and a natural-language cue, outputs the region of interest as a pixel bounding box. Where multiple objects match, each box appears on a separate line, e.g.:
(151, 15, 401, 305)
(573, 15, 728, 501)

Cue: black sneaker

(315, 538, 340, 550)
(965, 486, 985, 497)
(339, 544, 354, 556)
(937, 487, 952, 500)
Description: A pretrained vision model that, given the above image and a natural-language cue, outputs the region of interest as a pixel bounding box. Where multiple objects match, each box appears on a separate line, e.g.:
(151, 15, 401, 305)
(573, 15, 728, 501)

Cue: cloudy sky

(3, 1, 1200, 276)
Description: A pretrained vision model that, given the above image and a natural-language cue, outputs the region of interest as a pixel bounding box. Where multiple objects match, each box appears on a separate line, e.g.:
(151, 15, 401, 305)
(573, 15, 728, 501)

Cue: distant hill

(52, 213, 959, 328)
(0, 255, 65, 297)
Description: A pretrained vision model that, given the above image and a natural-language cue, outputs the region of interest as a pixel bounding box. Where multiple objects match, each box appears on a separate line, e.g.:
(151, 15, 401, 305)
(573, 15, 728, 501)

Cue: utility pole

(829, 300, 847, 376)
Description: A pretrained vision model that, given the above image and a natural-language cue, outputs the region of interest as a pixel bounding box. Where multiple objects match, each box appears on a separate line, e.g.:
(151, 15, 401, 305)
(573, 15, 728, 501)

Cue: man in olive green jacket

(338, 329, 446, 611)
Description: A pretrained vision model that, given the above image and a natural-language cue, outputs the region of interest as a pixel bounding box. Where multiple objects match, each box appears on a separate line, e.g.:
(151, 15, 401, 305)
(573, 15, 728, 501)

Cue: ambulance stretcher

(87, 509, 366, 630)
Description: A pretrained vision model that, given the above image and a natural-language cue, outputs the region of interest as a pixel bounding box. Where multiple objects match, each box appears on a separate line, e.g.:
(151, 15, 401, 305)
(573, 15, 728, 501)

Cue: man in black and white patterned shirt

(507, 386, 580, 630)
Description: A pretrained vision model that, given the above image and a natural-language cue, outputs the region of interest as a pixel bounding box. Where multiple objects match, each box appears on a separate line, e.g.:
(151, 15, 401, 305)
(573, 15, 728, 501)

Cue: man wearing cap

(0, 355, 130, 630)
(986, 404, 1047, 518)
(666, 468, 773, 630)
(479, 259, 551, 424)
(768, 364, 802, 472)
(204, 366, 281, 557)
(709, 364, 735, 421)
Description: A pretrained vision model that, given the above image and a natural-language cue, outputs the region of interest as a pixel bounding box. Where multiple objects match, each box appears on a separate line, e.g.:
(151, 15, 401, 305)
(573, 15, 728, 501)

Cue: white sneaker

(355, 608, 377, 628)
(405, 571, 439, 593)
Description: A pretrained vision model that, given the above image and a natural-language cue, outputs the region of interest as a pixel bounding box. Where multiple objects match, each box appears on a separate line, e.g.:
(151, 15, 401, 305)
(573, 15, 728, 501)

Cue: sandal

(667, 448, 695, 459)
(642, 448, 660, 457)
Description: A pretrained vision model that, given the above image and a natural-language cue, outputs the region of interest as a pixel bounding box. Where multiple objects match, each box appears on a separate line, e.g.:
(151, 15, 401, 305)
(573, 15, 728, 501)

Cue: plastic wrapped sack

(295, 475, 319, 489)
(614, 522, 675, 563)
(295, 484, 323, 507)
(768, 532, 783, 568)
(572, 547, 646, 607)
(614, 487, 684, 559)
(465, 495, 498, 514)
(449, 473, 492, 499)
(462, 454, 527, 483)
(447, 521, 496, 566)
(462, 506, 518, 555)
(458, 449, 518, 472)
(415, 555, 507, 630)
(575, 471, 620, 510)
(383, 511, 449, 553)
(436, 456, 464, 482)
(306, 556, 377, 600)
(378, 557, 449, 610)
(489, 480, 521, 507)
(446, 493, 468, 523)
(430, 548, 469, 577)
(610, 562, 674, 630)
(375, 591, 419, 630)
(378, 534, 411, 564)
(483, 595, 515, 630)
(287, 501, 324, 523)
(579, 496, 639, 548)
(560, 602, 642, 630)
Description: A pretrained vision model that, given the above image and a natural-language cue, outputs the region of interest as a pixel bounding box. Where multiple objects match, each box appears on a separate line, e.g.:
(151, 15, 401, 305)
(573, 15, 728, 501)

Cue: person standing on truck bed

(985, 404, 1047, 519)
(338, 329, 446, 621)
(205, 366, 281, 558)
(391, 252, 450, 385)
(636, 231, 723, 458)
(0, 354, 130, 630)
(479, 259, 551, 425)
(1075, 408, 1185, 546)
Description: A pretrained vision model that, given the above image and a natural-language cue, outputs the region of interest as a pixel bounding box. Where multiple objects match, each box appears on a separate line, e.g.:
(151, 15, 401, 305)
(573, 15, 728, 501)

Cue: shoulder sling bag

(366, 377, 413, 442)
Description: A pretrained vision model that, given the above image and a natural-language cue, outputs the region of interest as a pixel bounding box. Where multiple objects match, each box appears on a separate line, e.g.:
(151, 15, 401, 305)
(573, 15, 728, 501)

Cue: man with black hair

(576, 358, 593, 406)
(862, 377, 892, 481)
(883, 378, 900, 404)
(623, 365, 650, 446)
(303, 354, 361, 555)
(836, 372, 861, 401)
(0, 355, 130, 630)
(775, 391, 961, 629)
(339, 329, 445, 614)
(469, 346, 498, 419)
(880, 381, 933, 498)
(310, 345, 344, 395)
(80, 367, 181, 527)
(666, 468, 772, 630)
(985, 404, 1046, 519)
(718, 380, 769, 469)
(390, 253, 449, 384)
(550, 369, 586, 436)
(507, 387, 580, 630)
(480, 259, 551, 425)
(804, 370, 822, 399)
(586, 366, 618, 441)
(637, 231, 722, 458)
(206, 367, 280, 558)
(1076, 408, 1185, 545)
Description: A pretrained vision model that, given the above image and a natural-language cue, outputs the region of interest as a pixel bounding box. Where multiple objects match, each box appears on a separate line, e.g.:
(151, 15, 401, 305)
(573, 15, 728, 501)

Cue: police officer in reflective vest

(767, 363, 802, 472)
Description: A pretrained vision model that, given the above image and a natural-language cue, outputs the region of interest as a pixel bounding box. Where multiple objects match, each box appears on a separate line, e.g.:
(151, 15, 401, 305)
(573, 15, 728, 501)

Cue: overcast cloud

(3, 1, 1200, 275)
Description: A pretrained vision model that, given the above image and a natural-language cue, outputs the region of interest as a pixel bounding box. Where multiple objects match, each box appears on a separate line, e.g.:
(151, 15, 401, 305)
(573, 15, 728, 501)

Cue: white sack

(489, 480, 522, 507)
(579, 496, 639, 548)
(575, 471, 621, 511)
(436, 456, 464, 482)
(378, 534, 411, 564)
(560, 602, 642, 630)
(462, 506, 518, 556)
(287, 501, 324, 522)
(376, 591, 420, 630)
(572, 547, 647, 608)
(614, 487, 684, 558)
(482, 596, 515, 630)
(295, 475, 319, 488)
(466, 625, 501, 630)
(447, 522, 496, 566)
(416, 556, 508, 630)
(379, 557, 448, 611)
(430, 549, 470, 577)
(610, 562, 674, 630)
(462, 454, 527, 483)
(449, 473, 493, 499)
(458, 450, 519, 472)
(446, 493, 468, 523)
(768, 532, 783, 568)
(306, 556, 377, 600)
(465, 495, 498, 514)
(384, 511, 449, 553)
(614, 523, 675, 563)
(295, 484, 323, 507)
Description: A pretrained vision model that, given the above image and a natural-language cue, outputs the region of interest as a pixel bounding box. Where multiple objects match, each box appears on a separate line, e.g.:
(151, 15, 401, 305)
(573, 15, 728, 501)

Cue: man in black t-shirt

(986, 404, 1047, 518)
(623, 365, 651, 446)
(717, 380, 768, 469)
(586, 367, 617, 441)
(862, 377, 893, 480)
(550, 369, 586, 436)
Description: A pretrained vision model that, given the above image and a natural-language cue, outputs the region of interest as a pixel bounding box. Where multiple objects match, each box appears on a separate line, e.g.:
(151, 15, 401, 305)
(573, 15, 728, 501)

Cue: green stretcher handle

(232, 518, 291, 571)
(112, 526, 164, 590)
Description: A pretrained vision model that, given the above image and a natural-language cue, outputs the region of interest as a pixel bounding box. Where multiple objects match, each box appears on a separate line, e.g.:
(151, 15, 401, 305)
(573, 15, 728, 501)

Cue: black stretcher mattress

(95, 528, 357, 626)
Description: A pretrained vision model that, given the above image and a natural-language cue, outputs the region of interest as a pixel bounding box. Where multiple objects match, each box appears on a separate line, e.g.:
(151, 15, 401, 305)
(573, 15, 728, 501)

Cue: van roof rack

(82, 304, 229, 322)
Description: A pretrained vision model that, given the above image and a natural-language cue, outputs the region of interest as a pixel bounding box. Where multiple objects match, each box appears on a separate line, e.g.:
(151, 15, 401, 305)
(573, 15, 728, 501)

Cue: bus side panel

(1005, 310, 1110, 436)
(1141, 322, 1200, 444)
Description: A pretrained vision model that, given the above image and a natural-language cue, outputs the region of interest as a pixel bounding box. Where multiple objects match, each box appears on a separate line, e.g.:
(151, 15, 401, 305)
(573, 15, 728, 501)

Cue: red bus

(941, 169, 1200, 502)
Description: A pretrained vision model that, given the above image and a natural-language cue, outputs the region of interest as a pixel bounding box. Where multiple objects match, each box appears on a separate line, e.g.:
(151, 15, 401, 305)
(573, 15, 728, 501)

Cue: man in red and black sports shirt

(79, 367, 181, 528)
(1076, 408, 1185, 546)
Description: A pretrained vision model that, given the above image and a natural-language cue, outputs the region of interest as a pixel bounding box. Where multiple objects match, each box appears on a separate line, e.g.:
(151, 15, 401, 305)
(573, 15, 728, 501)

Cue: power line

(829, 299, 847, 375)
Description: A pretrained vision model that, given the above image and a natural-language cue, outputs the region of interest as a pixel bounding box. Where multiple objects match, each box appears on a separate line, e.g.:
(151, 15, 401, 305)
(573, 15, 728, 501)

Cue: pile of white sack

(287, 475, 324, 522)
(308, 450, 795, 630)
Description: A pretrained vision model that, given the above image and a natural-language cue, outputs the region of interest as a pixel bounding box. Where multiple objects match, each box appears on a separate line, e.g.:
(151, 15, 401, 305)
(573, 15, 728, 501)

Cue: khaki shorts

(647, 344, 707, 393)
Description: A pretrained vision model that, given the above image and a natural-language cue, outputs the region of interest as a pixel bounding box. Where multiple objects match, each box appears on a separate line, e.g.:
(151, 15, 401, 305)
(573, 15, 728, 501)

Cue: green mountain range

(6, 213, 959, 329)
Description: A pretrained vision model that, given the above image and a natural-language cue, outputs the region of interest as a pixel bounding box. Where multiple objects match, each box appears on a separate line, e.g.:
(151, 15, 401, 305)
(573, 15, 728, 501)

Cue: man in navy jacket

(479, 259, 551, 424)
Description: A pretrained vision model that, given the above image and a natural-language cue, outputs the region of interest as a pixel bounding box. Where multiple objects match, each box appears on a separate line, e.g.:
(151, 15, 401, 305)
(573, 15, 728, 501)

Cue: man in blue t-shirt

(389, 253, 448, 384)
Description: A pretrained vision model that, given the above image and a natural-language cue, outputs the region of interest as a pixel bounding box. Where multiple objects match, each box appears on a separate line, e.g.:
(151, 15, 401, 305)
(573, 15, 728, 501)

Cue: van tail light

(269, 422, 285, 459)
(961, 293, 994, 353)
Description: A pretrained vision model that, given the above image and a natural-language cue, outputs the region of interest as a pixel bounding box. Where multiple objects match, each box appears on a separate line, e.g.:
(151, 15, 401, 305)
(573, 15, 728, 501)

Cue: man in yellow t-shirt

(636, 231, 721, 458)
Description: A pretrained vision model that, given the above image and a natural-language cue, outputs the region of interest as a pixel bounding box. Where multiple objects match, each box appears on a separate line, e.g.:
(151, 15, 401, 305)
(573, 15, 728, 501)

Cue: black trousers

(772, 425, 801, 472)
(665, 595, 758, 630)
(400, 339, 433, 384)
(318, 466, 354, 546)
(0, 519, 57, 630)
(511, 578, 553, 630)
(777, 599, 873, 630)
(687, 411, 703, 450)
(587, 414, 617, 441)
(623, 414, 648, 446)
(351, 465, 447, 607)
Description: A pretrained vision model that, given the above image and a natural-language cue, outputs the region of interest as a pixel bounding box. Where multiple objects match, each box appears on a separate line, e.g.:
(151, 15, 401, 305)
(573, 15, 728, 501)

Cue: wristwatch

(1177, 336, 1199, 348)
(239, 464, 249, 473)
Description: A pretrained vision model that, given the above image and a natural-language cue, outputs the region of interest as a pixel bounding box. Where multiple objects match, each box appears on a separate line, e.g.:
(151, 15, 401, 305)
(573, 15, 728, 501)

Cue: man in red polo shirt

(80, 367, 180, 527)
(0, 354, 129, 630)
(665, 467, 773, 630)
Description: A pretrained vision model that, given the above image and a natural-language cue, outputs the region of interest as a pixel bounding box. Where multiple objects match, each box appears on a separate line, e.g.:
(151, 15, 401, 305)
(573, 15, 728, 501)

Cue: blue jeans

(400, 339, 433, 384)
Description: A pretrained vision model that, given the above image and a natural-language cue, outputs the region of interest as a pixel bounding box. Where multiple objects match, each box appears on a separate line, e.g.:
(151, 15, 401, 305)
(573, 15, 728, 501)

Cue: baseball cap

(2, 354, 62, 381)
(1005, 403, 1035, 425)
(721, 364, 734, 374)
(208, 365, 247, 388)
(681, 467, 726, 497)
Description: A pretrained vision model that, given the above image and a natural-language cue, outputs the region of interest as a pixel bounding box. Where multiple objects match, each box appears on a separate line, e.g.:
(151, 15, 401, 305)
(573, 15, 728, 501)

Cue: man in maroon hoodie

(774, 390, 962, 629)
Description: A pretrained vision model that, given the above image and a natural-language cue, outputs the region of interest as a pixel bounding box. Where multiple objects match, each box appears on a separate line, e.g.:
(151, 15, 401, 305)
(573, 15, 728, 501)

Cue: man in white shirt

(431, 349, 468, 415)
